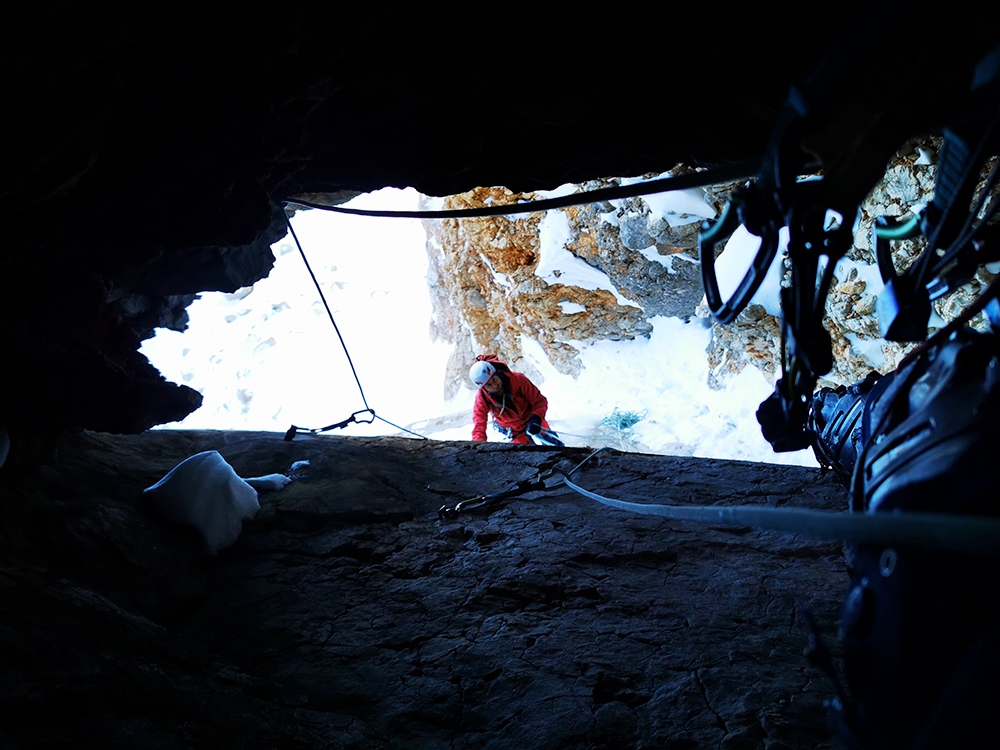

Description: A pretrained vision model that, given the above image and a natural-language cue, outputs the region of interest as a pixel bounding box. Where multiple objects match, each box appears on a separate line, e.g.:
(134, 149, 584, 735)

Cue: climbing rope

(543, 429, 605, 443)
(282, 210, 429, 441)
(559, 472, 1000, 557)
(284, 160, 760, 220)
(435, 446, 1000, 556)
(597, 408, 648, 451)
(599, 409, 647, 431)
(541, 410, 650, 451)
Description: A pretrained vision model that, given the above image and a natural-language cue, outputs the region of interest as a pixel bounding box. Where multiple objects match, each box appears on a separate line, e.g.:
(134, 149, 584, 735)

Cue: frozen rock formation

(424, 172, 730, 394)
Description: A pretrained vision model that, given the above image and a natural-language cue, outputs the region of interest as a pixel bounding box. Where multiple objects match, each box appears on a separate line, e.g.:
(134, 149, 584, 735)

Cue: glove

(526, 414, 542, 435)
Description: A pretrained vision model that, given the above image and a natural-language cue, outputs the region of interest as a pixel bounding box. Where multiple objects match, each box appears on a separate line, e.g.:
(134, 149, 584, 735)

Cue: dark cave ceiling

(0, 3, 993, 464)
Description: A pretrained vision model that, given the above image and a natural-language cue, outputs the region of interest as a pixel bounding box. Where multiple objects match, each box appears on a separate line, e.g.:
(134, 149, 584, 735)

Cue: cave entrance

(140, 187, 463, 439)
(139, 180, 820, 467)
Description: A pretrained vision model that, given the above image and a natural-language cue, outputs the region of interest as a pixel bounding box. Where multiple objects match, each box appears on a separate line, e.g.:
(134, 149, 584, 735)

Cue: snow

(844, 332, 886, 370)
(141, 189, 453, 437)
(535, 183, 579, 200)
(143, 450, 260, 555)
(621, 172, 717, 227)
(140, 185, 825, 468)
(838, 254, 885, 297)
(244, 473, 293, 492)
(559, 301, 587, 315)
(536, 210, 639, 308)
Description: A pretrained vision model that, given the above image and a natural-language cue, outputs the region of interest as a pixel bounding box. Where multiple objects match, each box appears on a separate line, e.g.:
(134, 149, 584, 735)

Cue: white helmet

(470, 361, 496, 387)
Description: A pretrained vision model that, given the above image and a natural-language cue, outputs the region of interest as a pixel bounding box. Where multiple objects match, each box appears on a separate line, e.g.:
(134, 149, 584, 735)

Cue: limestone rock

(426, 170, 735, 397)
(425, 187, 656, 386)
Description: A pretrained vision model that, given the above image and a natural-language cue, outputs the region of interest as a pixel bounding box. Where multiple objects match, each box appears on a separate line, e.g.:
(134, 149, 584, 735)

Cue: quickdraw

(436, 447, 604, 519)
(284, 408, 375, 441)
(437, 467, 567, 519)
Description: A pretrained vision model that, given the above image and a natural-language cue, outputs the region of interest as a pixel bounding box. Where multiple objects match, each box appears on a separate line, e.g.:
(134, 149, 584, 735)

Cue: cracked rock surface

(2, 430, 848, 749)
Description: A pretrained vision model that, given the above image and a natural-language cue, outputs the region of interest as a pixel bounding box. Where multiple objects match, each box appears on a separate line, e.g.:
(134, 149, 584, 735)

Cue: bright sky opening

(140, 184, 841, 467)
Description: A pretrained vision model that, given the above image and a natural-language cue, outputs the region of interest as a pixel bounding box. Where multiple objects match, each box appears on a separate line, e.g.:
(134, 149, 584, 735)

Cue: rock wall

(9, 8, 880, 458)
(428, 140, 998, 398)
(1, 429, 849, 749)
(425, 171, 730, 394)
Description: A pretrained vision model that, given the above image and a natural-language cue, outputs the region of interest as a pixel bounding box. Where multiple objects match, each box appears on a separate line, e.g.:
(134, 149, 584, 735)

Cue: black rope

(283, 212, 370, 411)
(282, 211, 429, 441)
(283, 160, 760, 220)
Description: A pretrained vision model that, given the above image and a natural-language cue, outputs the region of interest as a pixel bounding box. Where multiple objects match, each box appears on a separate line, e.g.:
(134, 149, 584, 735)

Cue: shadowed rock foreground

(1, 430, 850, 749)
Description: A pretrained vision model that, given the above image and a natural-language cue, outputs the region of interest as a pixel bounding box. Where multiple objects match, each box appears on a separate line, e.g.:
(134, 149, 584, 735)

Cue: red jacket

(472, 369, 549, 443)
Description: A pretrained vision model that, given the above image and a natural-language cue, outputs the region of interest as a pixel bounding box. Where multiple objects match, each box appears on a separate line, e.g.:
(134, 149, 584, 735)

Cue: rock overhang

(1, 4, 989, 463)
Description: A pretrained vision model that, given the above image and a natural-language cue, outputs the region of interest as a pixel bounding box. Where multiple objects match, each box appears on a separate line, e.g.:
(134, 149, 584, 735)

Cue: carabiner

(699, 198, 781, 325)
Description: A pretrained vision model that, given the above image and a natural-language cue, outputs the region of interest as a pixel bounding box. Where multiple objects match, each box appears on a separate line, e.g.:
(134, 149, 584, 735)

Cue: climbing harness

(491, 421, 513, 439)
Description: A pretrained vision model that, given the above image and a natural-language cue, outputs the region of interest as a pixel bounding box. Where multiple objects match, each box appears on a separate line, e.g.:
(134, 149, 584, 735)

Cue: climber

(469, 354, 558, 445)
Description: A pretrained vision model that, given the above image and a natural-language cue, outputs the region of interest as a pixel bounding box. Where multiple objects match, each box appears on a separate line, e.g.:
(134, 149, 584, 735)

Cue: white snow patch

(638, 247, 677, 272)
(244, 473, 293, 491)
(619, 173, 715, 226)
(536, 210, 639, 308)
(143, 450, 260, 555)
(644, 188, 716, 227)
(479, 252, 509, 287)
(843, 333, 888, 371)
(535, 183, 579, 199)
